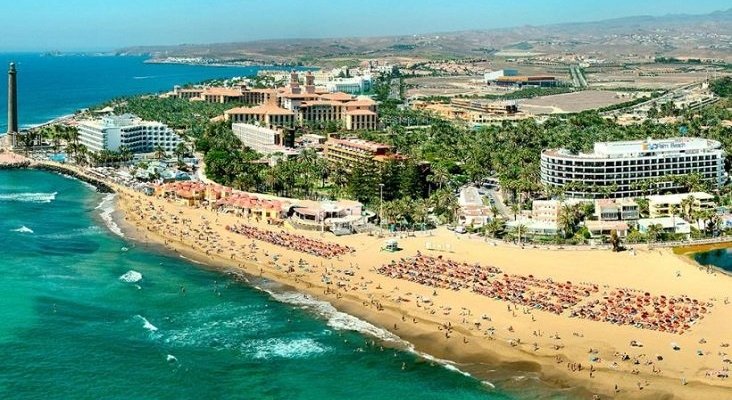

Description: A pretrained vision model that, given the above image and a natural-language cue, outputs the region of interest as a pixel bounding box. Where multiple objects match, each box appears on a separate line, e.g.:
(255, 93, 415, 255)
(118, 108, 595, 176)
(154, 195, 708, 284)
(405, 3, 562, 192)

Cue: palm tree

(646, 223, 663, 243)
(429, 188, 458, 224)
(427, 163, 450, 190)
(64, 126, 80, 145)
(512, 223, 527, 245)
(669, 204, 678, 230)
(38, 126, 53, 149)
(330, 162, 348, 190)
(381, 200, 400, 229)
(297, 148, 318, 197)
(412, 198, 429, 230)
(609, 229, 622, 252)
(19, 133, 35, 156)
(154, 145, 167, 160)
(557, 204, 577, 238)
(73, 144, 88, 166)
(635, 197, 650, 218)
(173, 142, 188, 162)
(485, 218, 505, 238)
(681, 195, 695, 221)
(258, 167, 278, 194)
(490, 205, 499, 219)
(510, 202, 520, 221)
(119, 146, 133, 163)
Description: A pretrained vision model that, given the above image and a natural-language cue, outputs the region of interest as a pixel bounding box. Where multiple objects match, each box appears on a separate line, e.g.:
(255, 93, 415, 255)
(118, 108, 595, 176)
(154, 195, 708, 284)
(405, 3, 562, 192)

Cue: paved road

(486, 188, 512, 219)
(459, 186, 483, 207)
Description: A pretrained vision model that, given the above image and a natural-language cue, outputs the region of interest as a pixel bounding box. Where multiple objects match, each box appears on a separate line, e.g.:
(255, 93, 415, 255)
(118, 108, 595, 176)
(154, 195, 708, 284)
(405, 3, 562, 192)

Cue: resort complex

(2, 4, 732, 397)
(174, 71, 379, 131)
(77, 114, 182, 153)
(541, 137, 726, 198)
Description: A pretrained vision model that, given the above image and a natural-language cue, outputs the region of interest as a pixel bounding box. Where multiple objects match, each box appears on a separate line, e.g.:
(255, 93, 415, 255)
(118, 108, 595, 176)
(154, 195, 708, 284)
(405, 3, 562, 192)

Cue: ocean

(0, 53, 290, 132)
(0, 169, 522, 399)
(692, 248, 732, 274)
(0, 55, 567, 399)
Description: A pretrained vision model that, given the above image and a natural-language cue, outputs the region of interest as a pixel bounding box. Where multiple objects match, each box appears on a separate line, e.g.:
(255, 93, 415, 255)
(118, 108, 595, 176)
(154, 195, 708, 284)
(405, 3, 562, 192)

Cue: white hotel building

(540, 138, 726, 198)
(78, 114, 182, 154)
(231, 123, 299, 158)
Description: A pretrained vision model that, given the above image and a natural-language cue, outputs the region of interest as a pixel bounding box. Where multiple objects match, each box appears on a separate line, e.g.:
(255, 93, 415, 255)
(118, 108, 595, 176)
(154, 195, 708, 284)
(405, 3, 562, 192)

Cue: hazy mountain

(118, 8, 732, 64)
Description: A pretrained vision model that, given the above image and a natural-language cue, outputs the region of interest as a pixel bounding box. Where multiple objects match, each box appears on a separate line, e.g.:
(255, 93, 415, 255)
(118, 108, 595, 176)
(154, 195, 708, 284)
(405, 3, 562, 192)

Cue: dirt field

(405, 75, 489, 97)
(518, 90, 643, 114)
(586, 65, 712, 90)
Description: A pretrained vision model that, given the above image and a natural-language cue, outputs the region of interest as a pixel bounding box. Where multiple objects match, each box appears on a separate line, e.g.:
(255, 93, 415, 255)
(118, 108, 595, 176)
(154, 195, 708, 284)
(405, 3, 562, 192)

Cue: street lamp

(379, 183, 385, 231)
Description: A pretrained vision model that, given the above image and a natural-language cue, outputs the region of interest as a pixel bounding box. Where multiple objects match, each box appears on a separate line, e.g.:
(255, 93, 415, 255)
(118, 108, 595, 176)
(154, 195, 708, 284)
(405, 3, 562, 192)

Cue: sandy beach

(105, 182, 732, 400)
(3, 155, 730, 399)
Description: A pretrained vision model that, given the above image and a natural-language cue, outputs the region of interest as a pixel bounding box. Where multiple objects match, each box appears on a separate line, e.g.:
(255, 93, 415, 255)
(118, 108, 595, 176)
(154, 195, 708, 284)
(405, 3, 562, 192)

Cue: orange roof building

(323, 138, 403, 167)
(224, 97, 296, 127)
(205, 71, 380, 131)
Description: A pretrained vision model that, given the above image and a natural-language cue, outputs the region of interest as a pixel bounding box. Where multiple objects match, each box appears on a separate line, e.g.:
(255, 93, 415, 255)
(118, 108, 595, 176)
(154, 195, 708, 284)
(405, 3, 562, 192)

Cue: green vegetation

(389, 44, 418, 51)
(710, 77, 732, 98)
(82, 74, 732, 233)
(654, 57, 705, 64)
(109, 96, 240, 130)
(599, 92, 663, 113)
(506, 41, 533, 50)
(455, 86, 575, 100)
(247, 74, 286, 89)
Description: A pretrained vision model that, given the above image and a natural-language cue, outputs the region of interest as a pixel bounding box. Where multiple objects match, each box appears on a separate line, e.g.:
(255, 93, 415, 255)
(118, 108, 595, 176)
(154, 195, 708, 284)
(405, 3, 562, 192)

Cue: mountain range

(119, 8, 732, 65)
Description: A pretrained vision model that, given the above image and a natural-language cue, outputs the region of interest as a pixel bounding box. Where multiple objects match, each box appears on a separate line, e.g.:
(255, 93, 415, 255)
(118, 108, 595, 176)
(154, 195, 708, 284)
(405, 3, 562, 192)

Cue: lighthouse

(7, 62, 18, 147)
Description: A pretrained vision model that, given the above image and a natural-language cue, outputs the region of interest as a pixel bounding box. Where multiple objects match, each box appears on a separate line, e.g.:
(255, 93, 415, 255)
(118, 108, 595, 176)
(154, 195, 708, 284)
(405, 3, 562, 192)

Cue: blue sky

(0, 0, 729, 51)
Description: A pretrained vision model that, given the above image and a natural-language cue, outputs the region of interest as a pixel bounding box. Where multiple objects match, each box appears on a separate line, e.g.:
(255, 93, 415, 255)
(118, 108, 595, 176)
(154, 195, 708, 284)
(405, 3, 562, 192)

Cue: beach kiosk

(382, 239, 399, 252)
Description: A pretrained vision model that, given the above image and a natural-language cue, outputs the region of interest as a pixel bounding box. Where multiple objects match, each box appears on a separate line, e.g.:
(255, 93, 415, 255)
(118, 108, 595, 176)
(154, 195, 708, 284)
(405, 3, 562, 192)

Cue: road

(569, 65, 588, 88)
(459, 186, 483, 207)
(600, 81, 702, 117)
(485, 188, 512, 219)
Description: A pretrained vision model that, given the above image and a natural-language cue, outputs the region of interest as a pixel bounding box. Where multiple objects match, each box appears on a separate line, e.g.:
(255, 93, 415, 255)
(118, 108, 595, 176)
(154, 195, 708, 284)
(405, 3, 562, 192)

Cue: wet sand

(111, 185, 732, 400)
(9, 158, 729, 399)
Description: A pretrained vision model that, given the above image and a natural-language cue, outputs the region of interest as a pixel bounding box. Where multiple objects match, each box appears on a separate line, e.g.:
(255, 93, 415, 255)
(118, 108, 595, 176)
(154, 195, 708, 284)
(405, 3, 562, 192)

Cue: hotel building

(323, 138, 401, 168)
(77, 114, 181, 154)
(172, 85, 277, 105)
(202, 71, 378, 131)
(594, 198, 640, 221)
(541, 138, 726, 198)
(231, 123, 299, 157)
(224, 97, 296, 127)
(646, 192, 715, 218)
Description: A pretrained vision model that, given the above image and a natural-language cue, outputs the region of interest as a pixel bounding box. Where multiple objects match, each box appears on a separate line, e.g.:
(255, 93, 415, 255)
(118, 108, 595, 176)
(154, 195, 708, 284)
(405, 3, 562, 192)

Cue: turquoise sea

(0, 170, 529, 400)
(0, 55, 571, 399)
(0, 53, 291, 132)
(693, 248, 732, 274)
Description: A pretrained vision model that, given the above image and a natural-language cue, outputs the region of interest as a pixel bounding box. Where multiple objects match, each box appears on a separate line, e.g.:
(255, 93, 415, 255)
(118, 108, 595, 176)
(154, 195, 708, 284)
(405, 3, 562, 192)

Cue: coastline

(3, 159, 732, 399)
(143, 58, 319, 70)
(112, 189, 732, 399)
(108, 193, 570, 397)
(673, 242, 732, 256)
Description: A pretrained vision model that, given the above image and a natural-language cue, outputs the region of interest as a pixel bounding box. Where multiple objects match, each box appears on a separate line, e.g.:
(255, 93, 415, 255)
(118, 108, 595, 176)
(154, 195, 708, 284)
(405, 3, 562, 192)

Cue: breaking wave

(119, 270, 143, 283)
(261, 288, 480, 379)
(11, 226, 34, 234)
(41, 226, 101, 240)
(0, 192, 57, 203)
(246, 338, 331, 360)
(262, 289, 402, 344)
(163, 307, 272, 349)
(95, 194, 124, 237)
(135, 315, 158, 332)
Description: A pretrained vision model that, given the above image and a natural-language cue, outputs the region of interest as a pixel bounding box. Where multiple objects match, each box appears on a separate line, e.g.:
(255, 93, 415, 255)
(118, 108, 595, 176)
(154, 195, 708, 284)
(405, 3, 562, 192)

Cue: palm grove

(74, 76, 732, 238)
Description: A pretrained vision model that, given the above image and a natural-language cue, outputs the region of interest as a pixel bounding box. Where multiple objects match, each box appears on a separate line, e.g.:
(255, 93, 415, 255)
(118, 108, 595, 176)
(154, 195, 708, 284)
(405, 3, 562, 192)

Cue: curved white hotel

(78, 114, 181, 154)
(540, 138, 726, 198)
